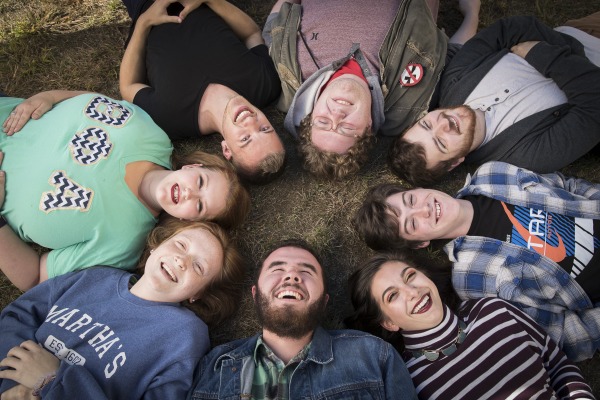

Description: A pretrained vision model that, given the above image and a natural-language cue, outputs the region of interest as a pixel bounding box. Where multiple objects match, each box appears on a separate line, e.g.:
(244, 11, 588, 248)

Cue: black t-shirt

(133, 5, 281, 140)
(465, 195, 600, 302)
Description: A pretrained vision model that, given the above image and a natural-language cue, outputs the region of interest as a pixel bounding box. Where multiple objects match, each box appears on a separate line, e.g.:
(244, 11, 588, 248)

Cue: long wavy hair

(346, 251, 459, 352)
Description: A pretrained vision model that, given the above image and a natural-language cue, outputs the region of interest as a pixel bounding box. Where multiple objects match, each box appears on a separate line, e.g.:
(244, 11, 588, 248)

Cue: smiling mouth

(333, 98, 353, 106)
(234, 107, 255, 123)
(161, 263, 178, 283)
(448, 115, 460, 133)
(275, 285, 306, 301)
(171, 184, 180, 204)
(434, 200, 441, 222)
(412, 294, 432, 314)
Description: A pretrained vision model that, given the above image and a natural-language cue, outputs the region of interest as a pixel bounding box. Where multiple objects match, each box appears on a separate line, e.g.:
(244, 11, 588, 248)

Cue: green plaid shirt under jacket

(251, 336, 311, 400)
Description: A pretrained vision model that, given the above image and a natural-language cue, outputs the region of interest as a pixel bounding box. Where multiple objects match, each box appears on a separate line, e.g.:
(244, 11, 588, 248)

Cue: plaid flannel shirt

(444, 161, 600, 361)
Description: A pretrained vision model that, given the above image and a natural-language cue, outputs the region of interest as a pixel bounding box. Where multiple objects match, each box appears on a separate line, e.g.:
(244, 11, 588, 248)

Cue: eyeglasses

(310, 117, 360, 138)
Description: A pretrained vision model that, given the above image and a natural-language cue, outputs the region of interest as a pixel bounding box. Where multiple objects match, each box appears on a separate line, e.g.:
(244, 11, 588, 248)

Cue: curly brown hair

(171, 150, 251, 228)
(297, 114, 375, 180)
(353, 183, 423, 250)
(388, 134, 458, 187)
(138, 216, 245, 326)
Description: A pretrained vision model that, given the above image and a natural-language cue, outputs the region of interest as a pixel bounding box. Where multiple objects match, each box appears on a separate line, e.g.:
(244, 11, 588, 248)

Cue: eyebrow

(380, 266, 411, 303)
(199, 172, 208, 215)
(239, 137, 252, 149)
(266, 261, 318, 274)
(401, 193, 410, 235)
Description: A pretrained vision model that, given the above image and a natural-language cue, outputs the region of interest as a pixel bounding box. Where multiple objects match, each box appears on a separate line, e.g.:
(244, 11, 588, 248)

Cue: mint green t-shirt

(0, 94, 173, 278)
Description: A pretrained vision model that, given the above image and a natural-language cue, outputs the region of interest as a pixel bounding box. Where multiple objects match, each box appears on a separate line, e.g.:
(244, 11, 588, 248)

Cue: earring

(190, 298, 195, 303)
(150, 249, 154, 253)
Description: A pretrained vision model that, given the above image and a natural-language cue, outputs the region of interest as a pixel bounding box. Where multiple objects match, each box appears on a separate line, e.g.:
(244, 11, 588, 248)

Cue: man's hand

(138, 0, 186, 28)
(0, 385, 36, 400)
(0, 151, 5, 210)
(511, 41, 541, 59)
(178, 0, 210, 20)
(0, 341, 59, 389)
(2, 92, 55, 136)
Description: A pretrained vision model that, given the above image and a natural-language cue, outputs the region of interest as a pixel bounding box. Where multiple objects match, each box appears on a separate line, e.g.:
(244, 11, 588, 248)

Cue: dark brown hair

(353, 183, 422, 250)
(346, 251, 459, 352)
(388, 136, 458, 187)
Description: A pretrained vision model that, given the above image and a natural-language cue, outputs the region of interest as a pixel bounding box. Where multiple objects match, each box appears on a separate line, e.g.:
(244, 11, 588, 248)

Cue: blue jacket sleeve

(382, 342, 418, 399)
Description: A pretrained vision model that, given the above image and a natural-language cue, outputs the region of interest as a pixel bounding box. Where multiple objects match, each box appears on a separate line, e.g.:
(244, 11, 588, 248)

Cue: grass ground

(1, 0, 599, 395)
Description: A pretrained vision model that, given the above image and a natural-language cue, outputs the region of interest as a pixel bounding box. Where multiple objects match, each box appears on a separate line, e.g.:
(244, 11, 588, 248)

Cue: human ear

(381, 319, 400, 332)
(413, 241, 430, 249)
(251, 285, 257, 303)
(221, 140, 232, 160)
(448, 157, 465, 171)
(182, 164, 203, 169)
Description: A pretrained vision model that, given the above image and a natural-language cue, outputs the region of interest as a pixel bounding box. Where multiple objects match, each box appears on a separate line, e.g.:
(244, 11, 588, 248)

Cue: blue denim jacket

(187, 327, 417, 399)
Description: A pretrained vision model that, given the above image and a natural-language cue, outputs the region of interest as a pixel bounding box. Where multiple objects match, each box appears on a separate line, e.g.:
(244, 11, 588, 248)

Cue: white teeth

(335, 99, 351, 105)
(276, 290, 303, 300)
(235, 109, 252, 123)
(174, 186, 179, 203)
(435, 201, 441, 220)
(162, 263, 177, 282)
(412, 295, 430, 314)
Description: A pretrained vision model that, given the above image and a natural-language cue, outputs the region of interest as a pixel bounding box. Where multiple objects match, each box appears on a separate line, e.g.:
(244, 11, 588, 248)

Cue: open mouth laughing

(412, 294, 432, 314)
(234, 107, 255, 124)
(161, 263, 178, 283)
(434, 199, 441, 222)
(447, 114, 460, 134)
(171, 184, 180, 204)
(275, 285, 306, 301)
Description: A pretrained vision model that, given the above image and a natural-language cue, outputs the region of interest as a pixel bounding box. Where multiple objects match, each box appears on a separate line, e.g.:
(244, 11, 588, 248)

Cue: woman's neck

(129, 162, 168, 216)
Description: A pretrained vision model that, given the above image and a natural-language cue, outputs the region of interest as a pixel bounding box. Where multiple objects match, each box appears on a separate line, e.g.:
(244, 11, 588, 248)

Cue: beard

(254, 285, 328, 339)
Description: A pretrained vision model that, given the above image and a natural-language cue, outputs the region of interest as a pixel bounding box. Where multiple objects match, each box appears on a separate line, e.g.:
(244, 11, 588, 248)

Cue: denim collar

(214, 327, 334, 370)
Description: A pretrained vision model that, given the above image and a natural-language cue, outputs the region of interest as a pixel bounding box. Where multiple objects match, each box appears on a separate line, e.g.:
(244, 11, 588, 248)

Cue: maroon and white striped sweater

(402, 298, 595, 399)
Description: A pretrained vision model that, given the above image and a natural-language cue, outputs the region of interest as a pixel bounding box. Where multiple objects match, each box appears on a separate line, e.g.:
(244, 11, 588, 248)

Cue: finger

(0, 150, 4, 167)
(31, 103, 51, 120)
(6, 345, 28, 360)
(2, 110, 17, 133)
(5, 109, 24, 136)
(18, 341, 40, 351)
(9, 109, 31, 135)
(0, 368, 17, 380)
(162, 15, 182, 24)
(0, 355, 20, 369)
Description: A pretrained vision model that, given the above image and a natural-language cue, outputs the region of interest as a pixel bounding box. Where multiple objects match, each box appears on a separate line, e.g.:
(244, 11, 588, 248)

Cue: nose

(284, 270, 302, 283)
(410, 202, 430, 218)
(183, 187, 199, 200)
(403, 284, 419, 300)
(174, 255, 190, 270)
